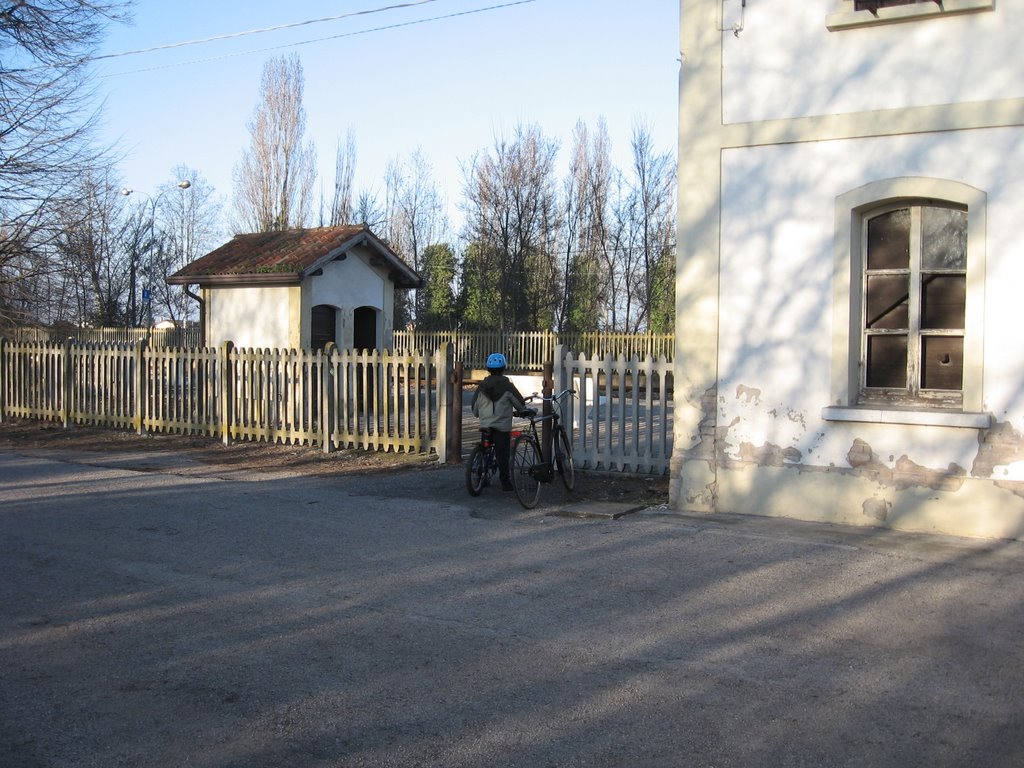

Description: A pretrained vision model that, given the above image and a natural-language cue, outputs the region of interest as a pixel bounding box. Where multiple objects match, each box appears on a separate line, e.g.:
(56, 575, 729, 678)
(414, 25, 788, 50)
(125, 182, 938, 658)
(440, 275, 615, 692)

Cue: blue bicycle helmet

(485, 352, 507, 371)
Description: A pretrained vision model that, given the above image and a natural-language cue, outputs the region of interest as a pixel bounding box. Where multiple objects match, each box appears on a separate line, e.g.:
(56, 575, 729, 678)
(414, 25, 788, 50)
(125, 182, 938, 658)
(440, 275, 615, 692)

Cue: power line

(92, 0, 442, 62)
(98, 0, 538, 77)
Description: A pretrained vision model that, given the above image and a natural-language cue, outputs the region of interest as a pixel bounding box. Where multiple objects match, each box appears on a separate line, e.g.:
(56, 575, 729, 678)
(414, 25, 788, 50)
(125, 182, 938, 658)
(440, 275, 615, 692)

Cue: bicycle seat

(516, 408, 538, 418)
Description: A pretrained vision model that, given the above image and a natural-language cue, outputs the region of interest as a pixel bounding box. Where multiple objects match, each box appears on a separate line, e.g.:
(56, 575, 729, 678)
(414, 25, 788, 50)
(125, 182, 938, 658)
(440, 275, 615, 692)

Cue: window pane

(921, 336, 963, 391)
(922, 207, 967, 270)
(867, 335, 908, 388)
(866, 274, 909, 329)
(921, 275, 965, 330)
(866, 209, 910, 270)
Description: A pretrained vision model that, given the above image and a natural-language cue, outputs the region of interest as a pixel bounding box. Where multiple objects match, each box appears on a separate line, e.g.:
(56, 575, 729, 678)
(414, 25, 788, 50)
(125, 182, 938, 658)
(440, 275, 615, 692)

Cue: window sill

(826, 0, 995, 30)
(822, 405, 991, 429)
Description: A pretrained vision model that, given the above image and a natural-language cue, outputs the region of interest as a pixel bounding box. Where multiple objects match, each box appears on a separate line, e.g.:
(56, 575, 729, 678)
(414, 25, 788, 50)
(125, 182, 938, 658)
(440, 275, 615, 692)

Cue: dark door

(353, 306, 378, 414)
(311, 305, 336, 350)
(353, 306, 377, 350)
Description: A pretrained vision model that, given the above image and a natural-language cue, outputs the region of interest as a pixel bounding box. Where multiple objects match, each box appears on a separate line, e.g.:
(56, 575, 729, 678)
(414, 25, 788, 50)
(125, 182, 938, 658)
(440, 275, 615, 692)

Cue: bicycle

(510, 388, 576, 509)
(465, 427, 501, 496)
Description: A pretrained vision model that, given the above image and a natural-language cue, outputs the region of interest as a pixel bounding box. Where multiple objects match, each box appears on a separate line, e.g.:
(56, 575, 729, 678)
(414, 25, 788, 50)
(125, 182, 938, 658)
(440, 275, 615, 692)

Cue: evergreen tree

(420, 243, 458, 330)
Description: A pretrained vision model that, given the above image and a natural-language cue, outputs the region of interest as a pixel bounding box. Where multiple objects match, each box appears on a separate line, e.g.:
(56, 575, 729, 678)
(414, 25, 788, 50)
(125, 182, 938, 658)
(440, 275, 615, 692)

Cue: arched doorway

(352, 306, 379, 414)
(353, 306, 377, 350)
(311, 305, 337, 350)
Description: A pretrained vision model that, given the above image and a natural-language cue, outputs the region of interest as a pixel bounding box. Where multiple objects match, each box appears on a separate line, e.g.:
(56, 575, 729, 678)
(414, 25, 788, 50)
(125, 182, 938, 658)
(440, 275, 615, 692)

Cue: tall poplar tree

(232, 54, 317, 233)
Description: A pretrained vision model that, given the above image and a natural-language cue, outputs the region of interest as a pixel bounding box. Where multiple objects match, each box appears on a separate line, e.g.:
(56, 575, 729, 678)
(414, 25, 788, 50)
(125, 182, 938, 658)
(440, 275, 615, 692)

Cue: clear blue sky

(96, 0, 680, 233)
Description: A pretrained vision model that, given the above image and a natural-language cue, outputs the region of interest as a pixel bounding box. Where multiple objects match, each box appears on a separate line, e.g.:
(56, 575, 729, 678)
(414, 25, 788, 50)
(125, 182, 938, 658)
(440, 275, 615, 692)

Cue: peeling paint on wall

(862, 498, 891, 522)
(674, 385, 720, 468)
(847, 438, 874, 468)
(736, 384, 761, 404)
(842, 438, 966, 492)
(973, 421, 1024, 479)
(737, 442, 802, 467)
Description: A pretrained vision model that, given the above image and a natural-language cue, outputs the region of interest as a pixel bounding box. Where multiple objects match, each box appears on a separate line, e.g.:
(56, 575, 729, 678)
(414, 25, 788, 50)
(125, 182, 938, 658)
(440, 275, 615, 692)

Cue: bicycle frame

(510, 389, 575, 508)
(522, 388, 574, 465)
(465, 427, 500, 496)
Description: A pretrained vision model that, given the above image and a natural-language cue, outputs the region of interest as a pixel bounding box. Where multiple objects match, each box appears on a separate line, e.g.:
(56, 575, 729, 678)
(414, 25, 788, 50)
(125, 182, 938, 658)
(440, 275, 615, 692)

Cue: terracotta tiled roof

(167, 225, 421, 288)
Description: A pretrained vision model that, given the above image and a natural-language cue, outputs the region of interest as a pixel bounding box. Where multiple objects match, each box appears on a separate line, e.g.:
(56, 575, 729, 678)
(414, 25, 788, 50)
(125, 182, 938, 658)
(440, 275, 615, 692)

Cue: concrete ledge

(550, 501, 647, 520)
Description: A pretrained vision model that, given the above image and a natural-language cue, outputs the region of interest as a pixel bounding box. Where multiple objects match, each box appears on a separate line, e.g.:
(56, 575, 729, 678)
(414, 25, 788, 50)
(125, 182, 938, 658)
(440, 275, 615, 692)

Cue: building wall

(721, 0, 1019, 123)
(674, 0, 1024, 538)
(204, 285, 298, 350)
(304, 244, 396, 348)
(202, 244, 399, 351)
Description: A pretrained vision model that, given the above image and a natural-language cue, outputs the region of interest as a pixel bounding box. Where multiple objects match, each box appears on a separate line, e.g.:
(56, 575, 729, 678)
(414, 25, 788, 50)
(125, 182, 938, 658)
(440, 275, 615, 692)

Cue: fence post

(554, 343, 567, 397)
(61, 339, 73, 429)
(448, 360, 463, 464)
(220, 340, 234, 445)
(133, 339, 147, 435)
(542, 360, 553, 462)
(435, 343, 451, 463)
(322, 343, 336, 454)
(0, 338, 6, 423)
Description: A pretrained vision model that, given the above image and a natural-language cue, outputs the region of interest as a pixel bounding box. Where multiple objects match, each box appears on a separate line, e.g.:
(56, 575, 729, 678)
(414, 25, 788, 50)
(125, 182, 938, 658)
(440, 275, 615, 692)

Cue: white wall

(203, 243, 400, 351)
(722, 0, 1020, 124)
(309, 246, 388, 310)
(205, 285, 295, 350)
(306, 244, 394, 348)
(675, 0, 1024, 538)
(719, 127, 1024, 442)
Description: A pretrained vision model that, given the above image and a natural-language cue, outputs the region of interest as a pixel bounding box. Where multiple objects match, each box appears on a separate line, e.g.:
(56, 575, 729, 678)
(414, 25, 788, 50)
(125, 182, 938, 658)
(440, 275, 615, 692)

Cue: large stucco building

(672, 0, 1024, 538)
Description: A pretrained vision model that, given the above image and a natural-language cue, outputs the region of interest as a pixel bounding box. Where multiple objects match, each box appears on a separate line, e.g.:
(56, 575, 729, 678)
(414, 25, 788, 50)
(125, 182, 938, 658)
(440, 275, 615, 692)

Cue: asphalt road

(2, 447, 1023, 768)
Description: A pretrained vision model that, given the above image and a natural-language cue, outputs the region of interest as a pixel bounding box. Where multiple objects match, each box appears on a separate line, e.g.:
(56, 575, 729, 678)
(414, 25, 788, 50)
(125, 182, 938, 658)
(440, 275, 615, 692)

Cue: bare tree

(560, 119, 612, 333)
(384, 149, 447, 323)
(607, 173, 643, 331)
(460, 123, 561, 332)
(54, 168, 132, 326)
(628, 121, 676, 332)
(325, 128, 358, 226)
(150, 166, 222, 325)
(0, 0, 131, 327)
(232, 53, 317, 233)
(353, 190, 387, 231)
(600, 123, 676, 332)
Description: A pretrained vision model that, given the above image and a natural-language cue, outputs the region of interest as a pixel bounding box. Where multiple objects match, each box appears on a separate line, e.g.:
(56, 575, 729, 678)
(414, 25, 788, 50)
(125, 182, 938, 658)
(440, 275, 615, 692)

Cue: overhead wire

(97, 0, 538, 78)
(91, 0, 442, 62)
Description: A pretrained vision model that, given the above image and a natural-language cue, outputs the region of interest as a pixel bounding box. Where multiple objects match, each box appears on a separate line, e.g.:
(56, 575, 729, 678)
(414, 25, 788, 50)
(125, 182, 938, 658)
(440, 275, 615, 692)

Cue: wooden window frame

(824, 178, 989, 429)
(859, 203, 967, 408)
(827, 0, 995, 30)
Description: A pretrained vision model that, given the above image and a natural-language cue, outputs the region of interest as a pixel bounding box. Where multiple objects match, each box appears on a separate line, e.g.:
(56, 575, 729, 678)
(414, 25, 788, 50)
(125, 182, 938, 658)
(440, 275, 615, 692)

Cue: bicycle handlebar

(523, 388, 575, 404)
(517, 389, 575, 421)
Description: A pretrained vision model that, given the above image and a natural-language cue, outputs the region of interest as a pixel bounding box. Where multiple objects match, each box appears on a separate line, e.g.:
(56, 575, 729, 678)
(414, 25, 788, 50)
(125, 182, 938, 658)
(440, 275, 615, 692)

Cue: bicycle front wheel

(555, 426, 575, 491)
(512, 435, 543, 509)
(465, 444, 487, 496)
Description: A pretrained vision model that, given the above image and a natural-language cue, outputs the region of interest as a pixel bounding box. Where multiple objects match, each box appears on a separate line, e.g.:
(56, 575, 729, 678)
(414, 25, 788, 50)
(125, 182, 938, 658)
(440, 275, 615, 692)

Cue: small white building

(168, 225, 421, 351)
(674, 0, 1024, 538)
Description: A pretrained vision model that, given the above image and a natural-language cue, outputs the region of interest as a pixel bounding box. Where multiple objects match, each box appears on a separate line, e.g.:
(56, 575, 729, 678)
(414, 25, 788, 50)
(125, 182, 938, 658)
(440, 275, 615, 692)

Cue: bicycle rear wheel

(511, 435, 542, 509)
(555, 426, 575, 491)
(465, 444, 488, 496)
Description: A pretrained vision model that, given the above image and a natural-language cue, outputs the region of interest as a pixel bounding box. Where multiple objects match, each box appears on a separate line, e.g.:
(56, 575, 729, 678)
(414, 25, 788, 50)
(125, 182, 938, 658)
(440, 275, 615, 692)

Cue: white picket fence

(394, 329, 674, 372)
(2, 338, 673, 474)
(554, 348, 674, 474)
(0, 339, 451, 458)
(9, 326, 202, 347)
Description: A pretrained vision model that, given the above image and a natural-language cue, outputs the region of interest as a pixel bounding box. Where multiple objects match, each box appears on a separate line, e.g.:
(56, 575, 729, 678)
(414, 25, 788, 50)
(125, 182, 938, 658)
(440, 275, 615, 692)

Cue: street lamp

(122, 180, 190, 196)
(121, 181, 192, 327)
